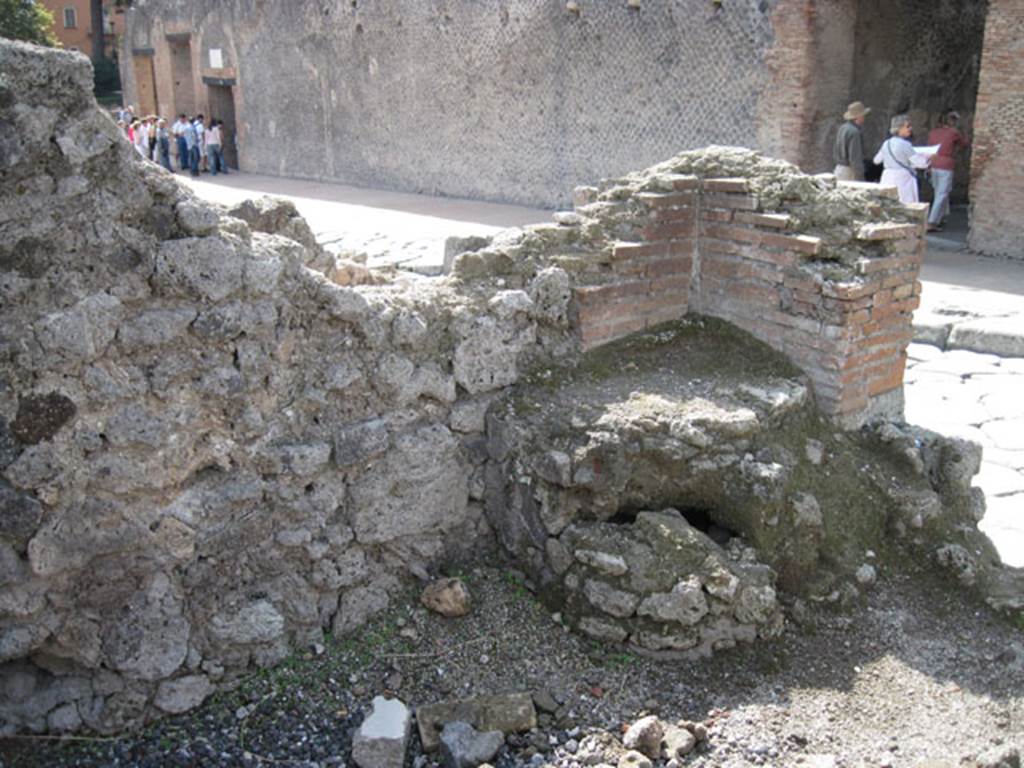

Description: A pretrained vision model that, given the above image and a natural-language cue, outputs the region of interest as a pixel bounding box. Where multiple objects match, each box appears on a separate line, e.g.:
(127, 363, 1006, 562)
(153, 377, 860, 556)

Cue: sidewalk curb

(912, 319, 1024, 358)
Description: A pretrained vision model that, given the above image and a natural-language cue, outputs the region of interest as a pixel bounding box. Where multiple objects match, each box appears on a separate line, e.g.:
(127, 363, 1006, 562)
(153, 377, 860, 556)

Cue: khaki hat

(844, 101, 871, 120)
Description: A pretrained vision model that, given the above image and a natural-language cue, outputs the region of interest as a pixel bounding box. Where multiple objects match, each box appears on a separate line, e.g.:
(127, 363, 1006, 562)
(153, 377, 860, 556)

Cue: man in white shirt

(171, 114, 189, 171)
(193, 114, 207, 172)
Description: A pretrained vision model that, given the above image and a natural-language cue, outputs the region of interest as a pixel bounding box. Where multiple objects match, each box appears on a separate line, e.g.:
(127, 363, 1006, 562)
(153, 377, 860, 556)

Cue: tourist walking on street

(156, 118, 173, 171)
(193, 114, 207, 172)
(874, 114, 930, 204)
(205, 119, 228, 176)
(146, 116, 158, 162)
(183, 117, 200, 177)
(131, 119, 148, 159)
(172, 114, 190, 171)
(925, 110, 970, 232)
(834, 101, 870, 181)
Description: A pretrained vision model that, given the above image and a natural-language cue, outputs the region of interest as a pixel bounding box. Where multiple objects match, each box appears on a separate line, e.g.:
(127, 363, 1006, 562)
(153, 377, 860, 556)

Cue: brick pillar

(968, 0, 1024, 259)
(757, 0, 817, 167)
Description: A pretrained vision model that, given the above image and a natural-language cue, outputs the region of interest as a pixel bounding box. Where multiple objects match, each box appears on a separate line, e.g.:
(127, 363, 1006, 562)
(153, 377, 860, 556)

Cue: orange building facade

(38, 0, 125, 58)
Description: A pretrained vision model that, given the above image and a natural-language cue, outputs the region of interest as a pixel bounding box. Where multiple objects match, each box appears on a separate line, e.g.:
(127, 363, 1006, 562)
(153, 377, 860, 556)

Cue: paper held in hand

(914, 144, 942, 157)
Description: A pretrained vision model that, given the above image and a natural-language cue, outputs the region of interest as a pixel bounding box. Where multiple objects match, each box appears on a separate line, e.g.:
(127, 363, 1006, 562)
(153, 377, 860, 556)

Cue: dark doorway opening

(850, 0, 987, 206)
(609, 506, 738, 546)
(207, 84, 238, 170)
(169, 38, 196, 118)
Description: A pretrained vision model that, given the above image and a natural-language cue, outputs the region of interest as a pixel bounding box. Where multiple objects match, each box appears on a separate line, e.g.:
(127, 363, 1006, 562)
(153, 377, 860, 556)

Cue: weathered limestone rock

(421, 578, 472, 618)
(208, 600, 285, 646)
(352, 696, 411, 768)
(622, 715, 664, 759)
(439, 721, 505, 768)
(416, 693, 537, 752)
(661, 724, 698, 759)
(619, 750, 654, 768)
(153, 675, 214, 714)
(349, 425, 469, 544)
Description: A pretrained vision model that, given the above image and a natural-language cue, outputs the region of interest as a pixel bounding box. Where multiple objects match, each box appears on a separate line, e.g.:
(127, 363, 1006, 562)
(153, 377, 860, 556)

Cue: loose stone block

(416, 693, 536, 752)
(352, 696, 411, 768)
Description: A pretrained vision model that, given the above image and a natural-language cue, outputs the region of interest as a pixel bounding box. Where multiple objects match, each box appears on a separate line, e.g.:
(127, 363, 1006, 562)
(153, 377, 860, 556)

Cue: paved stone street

(184, 173, 1024, 567)
(182, 173, 547, 275)
(905, 344, 1024, 566)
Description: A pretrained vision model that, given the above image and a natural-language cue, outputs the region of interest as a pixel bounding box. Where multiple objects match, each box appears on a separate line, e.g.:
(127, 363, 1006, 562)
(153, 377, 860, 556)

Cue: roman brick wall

(968, 0, 1024, 259)
(572, 178, 698, 351)
(548, 167, 924, 425)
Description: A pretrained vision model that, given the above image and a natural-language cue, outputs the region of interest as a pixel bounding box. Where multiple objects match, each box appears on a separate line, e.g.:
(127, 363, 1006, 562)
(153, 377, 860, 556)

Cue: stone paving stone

(981, 418, 1024, 452)
(909, 349, 1004, 377)
(979, 495, 1024, 568)
(949, 318, 1024, 357)
(980, 390, 1024, 422)
(906, 342, 947, 363)
(983, 446, 1024, 472)
(904, 388, 992, 428)
(974, 462, 1024, 498)
(992, 357, 1024, 375)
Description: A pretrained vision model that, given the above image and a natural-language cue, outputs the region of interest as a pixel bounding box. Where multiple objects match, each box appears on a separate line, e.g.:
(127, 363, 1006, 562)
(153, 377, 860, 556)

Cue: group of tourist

(833, 101, 970, 232)
(115, 105, 229, 178)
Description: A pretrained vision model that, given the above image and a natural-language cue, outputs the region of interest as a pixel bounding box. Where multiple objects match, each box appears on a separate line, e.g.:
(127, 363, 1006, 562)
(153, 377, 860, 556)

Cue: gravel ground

(2, 559, 1021, 768)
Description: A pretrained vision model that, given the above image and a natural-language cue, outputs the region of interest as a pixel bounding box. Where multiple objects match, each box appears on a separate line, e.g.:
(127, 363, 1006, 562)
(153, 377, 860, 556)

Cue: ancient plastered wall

(968, 0, 1024, 259)
(124, 0, 778, 208)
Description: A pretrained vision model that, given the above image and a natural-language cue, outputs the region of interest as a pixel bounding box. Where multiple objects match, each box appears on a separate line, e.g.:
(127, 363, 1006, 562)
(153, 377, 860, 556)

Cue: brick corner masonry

(457, 151, 926, 428)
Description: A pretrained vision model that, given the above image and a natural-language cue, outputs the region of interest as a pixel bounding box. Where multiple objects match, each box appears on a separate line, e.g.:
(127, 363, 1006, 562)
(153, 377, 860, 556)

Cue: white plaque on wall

(209, 48, 223, 69)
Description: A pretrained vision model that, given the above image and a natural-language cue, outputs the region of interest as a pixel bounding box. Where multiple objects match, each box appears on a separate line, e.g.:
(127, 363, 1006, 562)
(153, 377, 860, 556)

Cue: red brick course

(569, 179, 923, 424)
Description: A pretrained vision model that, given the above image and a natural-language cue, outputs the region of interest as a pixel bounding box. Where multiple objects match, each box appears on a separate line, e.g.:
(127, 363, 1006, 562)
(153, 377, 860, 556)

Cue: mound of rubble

(0, 39, 1019, 736)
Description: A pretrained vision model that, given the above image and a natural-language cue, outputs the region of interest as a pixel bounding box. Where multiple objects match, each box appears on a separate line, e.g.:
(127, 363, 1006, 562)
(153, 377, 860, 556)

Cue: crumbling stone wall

(0, 40, 575, 734)
(968, 0, 1024, 259)
(2, 40, 1020, 736)
(482, 321, 1018, 658)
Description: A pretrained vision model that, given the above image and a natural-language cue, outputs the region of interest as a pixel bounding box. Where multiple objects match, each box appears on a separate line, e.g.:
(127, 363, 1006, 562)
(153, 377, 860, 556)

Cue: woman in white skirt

(874, 114, 931, 204)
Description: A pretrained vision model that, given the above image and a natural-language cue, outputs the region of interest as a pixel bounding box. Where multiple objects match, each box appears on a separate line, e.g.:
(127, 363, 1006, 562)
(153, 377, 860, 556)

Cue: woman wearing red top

(925, 111, 970, 232)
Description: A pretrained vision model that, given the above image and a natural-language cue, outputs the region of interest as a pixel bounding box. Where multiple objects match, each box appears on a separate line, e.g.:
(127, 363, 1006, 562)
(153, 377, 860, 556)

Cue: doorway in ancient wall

(207, 83, 238, 169)
(131, 53, 157, 116)
(849, 0, 987, 205)
(168, 35, 196, 118)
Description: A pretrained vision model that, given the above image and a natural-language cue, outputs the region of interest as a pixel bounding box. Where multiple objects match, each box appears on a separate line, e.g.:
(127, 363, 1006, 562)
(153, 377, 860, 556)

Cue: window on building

(63, 7, 77, 29)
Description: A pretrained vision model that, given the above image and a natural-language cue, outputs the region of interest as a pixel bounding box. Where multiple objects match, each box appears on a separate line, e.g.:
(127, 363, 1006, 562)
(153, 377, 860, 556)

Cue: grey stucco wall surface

(127, 0, 778, 208)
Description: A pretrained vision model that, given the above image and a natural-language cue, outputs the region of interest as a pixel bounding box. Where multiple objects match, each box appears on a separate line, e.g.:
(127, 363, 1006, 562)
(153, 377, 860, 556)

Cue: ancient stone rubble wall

(0, 40, 576, 735)
(480, 321, 1018, 658)
(1, 40, 1020, 736)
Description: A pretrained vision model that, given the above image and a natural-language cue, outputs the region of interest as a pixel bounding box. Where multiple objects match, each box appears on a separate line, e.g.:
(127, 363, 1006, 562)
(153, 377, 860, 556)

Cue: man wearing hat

(833, 101, 871, 181)
(925, 110, 970, 232)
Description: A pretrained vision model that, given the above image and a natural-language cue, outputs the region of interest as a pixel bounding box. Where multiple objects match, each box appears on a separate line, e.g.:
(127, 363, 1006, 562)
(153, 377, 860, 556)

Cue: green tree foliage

(0, 0, 59, 47)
